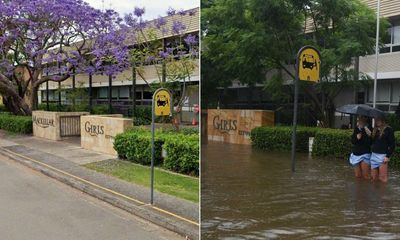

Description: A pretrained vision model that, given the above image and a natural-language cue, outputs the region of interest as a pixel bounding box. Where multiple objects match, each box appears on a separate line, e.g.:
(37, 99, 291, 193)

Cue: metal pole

(108, 74, 112, 114)
(89, 73, 93, 113)
(150, 93, 155, 205)
(291, 62, 299, 173)
(373, 0, 380, 111)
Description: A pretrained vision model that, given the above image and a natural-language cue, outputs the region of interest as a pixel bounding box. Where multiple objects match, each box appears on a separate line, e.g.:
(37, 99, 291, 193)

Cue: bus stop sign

(298, 46, 321, 82)
(154, 89, 172, 116)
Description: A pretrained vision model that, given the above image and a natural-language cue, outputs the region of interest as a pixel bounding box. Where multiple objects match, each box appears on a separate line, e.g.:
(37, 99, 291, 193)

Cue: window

(119, 87, 130, 99)
(381, 21, 400, 53)
(112, 87, 118, 99)
(143, 91, 152, 99)
(98, 88, 107, 99)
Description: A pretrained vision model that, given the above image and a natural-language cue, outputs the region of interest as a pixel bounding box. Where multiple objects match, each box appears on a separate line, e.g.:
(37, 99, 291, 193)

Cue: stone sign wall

(32, 111, 89, 141)
(207, 109, 274, 145)
(81, 115, 132, 155)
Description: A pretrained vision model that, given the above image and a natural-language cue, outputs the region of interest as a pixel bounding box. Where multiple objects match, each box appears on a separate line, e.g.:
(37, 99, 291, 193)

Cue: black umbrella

(336, 104, 385, 118)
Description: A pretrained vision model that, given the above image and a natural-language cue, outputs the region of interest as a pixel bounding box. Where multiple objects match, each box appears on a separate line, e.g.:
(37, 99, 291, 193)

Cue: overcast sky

(84, 0, 199, 20)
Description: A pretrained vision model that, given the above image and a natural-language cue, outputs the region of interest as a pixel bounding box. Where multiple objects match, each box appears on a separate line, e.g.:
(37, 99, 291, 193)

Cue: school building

(215, 0, 400, 127)
(38, 8, 199, 122)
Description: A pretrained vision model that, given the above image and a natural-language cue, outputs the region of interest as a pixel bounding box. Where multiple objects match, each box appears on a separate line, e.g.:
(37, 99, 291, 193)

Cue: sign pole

(150, 94, 155, 205)
(150, 88, 172, 205)
(291, 45, 321, 173)
(291, 61, 299, 173)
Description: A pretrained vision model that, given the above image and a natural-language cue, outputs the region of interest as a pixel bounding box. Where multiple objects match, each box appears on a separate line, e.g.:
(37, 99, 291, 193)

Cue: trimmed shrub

(0, 105, 7, 112)
(91, 104, 109, 115)
(0, 113, 33, 134)
(312, 129, 352, 159)
(114, 129, 163, 165)
(390, 131, 400, 169)
(387, 114, 400, 131)
(114, 127, 199, 176)
(251, 126, 318, 152)
(133, 106, 152, 125)
(163, 134, 199, 176)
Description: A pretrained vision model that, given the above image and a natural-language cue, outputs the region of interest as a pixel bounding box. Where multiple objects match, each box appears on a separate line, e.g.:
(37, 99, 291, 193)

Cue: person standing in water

(370, 116, 396, 183)
(350, 116, 372, 179)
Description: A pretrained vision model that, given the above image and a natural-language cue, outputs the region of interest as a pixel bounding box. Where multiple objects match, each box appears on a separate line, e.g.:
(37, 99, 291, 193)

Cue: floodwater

(201, 142, 400, 240)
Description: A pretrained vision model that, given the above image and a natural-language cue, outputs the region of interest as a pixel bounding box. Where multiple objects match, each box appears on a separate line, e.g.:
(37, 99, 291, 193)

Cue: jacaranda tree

(0, 0, 129, 115)
(0, 0, 198, 116)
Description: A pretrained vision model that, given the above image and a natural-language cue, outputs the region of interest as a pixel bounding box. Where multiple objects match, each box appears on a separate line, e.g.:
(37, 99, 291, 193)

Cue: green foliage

(386, 114, 400, 132)
(312, 129, 353, 159)
(163, 134, 199, 176)
(0, 105, 7, 112)
(113, 128, 199, 176)
(91, 105, 109, 115)
(133, 106, 152, 125)
(202, 0, 388, 127)
(390, 131, 400, 169)
(0, 113, 32, 134)
(113, 128, 163, 165)
(37, 103, 109, 115)
(251, 126, 318, 152)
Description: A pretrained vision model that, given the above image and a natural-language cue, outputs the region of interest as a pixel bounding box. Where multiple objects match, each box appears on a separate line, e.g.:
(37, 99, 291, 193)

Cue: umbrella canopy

(336, 104, 386, 118)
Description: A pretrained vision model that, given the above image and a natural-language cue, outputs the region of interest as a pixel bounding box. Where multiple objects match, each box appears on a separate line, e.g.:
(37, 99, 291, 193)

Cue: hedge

(312, 129, 352, 159)
(251, 126, 318, 152)
(0, 113, 33, 134)
(251, 126, 400, 169)
(391, 131, 400, 169)
(163, 134, 199, 176)
(114, 128, 199, 176)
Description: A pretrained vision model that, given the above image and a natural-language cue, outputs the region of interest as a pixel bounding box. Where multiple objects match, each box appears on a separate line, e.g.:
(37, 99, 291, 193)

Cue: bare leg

(371, 167, 379, 182)
(360, 161, 370, 180)
(354, 164, 362, 178)
(379, 163, 388, 183)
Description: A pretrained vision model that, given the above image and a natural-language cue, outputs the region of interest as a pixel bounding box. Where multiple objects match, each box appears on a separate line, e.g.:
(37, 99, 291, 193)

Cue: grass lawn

(83, 159, 199, 202)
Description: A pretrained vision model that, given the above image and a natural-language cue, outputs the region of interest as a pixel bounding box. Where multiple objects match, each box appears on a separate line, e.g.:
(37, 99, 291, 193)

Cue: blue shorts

(370, 152, 387, 169)
(349, 153, 371, 167)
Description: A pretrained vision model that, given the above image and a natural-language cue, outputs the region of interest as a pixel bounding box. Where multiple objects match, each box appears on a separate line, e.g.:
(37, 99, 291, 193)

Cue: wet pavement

(201, 142, 400, 240)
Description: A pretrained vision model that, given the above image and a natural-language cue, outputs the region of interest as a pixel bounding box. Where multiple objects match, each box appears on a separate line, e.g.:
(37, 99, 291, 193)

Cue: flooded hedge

(251, 126, 400, 168)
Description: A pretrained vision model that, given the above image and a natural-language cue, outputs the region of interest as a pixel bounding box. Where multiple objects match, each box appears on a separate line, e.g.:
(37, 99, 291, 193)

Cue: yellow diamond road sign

(154, 89, 172, 116)
(298, 46, 321, 82)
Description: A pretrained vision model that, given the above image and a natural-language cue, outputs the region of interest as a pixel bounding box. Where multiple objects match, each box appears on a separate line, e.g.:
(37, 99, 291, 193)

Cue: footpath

(0, 130, 199, 240)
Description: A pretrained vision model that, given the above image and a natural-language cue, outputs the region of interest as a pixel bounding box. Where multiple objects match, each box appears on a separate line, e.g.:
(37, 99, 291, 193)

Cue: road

(0, 154, 182, 240)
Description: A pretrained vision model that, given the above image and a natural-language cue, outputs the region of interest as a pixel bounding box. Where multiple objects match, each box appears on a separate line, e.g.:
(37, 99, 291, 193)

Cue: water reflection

(201, 142, 400, 239)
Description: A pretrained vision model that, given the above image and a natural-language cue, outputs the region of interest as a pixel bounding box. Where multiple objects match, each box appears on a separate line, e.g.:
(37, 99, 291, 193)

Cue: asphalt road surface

(0, 154, 182, 240)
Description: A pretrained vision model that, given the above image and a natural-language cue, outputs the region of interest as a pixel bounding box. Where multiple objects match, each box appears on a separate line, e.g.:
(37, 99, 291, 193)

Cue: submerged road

(0, 154, 182, 240)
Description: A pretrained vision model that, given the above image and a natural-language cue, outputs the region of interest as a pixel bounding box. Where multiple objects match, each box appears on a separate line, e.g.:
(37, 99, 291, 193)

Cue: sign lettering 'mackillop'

(33, 116, 55, 128)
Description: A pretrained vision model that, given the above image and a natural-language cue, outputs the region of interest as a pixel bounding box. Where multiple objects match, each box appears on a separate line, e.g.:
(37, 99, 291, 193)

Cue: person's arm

(351, 128, 359, 144)
(386, 127, 396, 158)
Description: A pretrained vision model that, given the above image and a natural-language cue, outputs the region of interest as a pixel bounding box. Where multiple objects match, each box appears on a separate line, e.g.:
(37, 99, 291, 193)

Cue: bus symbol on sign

(153, 89, 172, 116)
(302, 54, 318, 70)
(156, 95, 169, 107)
(298, 46, 321, 83)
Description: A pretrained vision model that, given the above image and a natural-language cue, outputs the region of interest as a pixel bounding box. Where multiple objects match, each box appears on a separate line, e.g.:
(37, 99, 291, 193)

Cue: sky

(84, 0, 199, 20)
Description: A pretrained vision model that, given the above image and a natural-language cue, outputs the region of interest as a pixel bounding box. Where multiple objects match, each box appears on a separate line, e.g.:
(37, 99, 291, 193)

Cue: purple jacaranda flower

(184, 34, 198, 45)
(154, 16, 166, 29)
(159, 51, 170, 59)
(146, 56, 155, 63)
(171, 21, 186, 35)
(167, 7, 176, 16)
(134, 7, 145, 18)
(178, 9, 187, 16)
